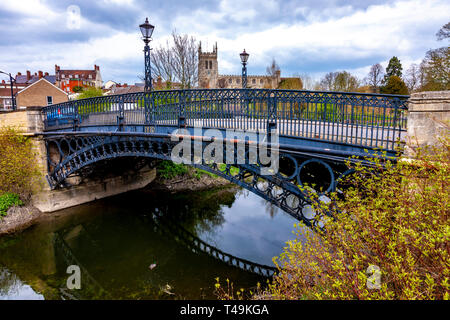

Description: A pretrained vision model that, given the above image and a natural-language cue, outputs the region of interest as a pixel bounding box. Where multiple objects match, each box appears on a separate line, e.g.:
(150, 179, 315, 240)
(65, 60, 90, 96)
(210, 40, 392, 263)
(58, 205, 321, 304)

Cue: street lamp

(239, 49, 249, 89)
(0, 70, 16, 111)
(139, 17, 155, 92)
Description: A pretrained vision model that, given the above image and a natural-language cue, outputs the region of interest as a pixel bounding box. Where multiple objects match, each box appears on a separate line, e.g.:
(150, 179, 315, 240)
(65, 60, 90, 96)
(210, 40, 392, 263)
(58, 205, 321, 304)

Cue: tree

(171, 32, 198, 89)
(298, 73, 319, 91)
(383, 56, 403, 84)
(380, 75, 408, 95)
(150, 40, 175, 87)
(266, 58, 280, 77)
(436, 21, 450, 40)
(319, 71, 360, 92)
(421, 47, 450, 91)
(145, 31, 198, 89)
(365, 63, 384, 93)
(404, 63, 421, 93)
(76, 87, 103, 99)
(419, 22, 450, 91)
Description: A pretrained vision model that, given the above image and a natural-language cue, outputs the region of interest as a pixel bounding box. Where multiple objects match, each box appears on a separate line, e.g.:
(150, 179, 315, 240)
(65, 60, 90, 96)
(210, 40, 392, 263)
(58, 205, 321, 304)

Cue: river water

(0, 185, 304, 300)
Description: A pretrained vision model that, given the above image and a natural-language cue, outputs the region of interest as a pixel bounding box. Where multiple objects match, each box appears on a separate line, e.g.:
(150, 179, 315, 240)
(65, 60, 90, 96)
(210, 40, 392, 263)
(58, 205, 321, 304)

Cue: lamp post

(0, 71, 16, 111)
(239, 49, 249, 89)
(139, 17, 155, 92)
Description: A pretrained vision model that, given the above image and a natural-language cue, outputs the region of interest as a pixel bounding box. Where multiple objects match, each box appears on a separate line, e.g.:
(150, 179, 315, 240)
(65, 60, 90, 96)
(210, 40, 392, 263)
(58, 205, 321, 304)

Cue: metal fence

(42, 88, 409, 152)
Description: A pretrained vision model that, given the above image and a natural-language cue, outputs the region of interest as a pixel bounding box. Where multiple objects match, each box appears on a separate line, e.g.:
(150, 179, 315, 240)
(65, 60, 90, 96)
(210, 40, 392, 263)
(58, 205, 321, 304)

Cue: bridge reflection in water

(0, 188, 292, 300)
(41, 89, 409, 227)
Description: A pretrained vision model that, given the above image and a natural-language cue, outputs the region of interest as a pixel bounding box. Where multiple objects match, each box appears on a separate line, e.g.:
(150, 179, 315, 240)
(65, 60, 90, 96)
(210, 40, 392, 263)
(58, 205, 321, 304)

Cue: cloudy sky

(0, 0, 448, 85)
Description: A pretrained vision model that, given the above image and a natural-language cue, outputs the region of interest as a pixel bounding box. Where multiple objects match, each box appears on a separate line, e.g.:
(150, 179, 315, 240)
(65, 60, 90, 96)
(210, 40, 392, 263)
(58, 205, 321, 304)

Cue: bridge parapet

(41, 89, 409, 156)
(406, 91, 450, 157)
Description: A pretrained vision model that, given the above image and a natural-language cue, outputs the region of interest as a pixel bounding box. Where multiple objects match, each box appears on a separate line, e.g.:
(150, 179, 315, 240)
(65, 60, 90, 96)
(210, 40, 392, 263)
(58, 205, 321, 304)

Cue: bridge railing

(42, 88, 408, 152)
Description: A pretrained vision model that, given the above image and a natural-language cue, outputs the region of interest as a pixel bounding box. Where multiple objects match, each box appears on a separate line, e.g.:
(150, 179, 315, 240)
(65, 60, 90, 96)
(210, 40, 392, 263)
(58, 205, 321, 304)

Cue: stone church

(198, 42, 284, 89)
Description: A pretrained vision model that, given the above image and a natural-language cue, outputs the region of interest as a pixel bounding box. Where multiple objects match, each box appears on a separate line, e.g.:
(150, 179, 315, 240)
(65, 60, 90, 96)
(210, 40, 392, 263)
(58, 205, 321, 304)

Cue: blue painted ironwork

(144, 43, 152, 92)
(42, 88, 408, 154)
(41, 88, 409, 225)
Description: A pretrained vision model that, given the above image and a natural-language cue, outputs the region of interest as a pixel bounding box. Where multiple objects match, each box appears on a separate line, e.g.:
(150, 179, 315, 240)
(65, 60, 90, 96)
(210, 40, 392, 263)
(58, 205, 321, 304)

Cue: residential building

(16, 78, 68, 108)
(0, 85, 19, 111)
(55, 64, 102, 94)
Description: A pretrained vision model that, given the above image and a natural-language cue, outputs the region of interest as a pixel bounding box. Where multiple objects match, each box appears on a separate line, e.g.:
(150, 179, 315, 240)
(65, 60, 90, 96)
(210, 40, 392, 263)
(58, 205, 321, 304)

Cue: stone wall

(406, 91, 450, 157)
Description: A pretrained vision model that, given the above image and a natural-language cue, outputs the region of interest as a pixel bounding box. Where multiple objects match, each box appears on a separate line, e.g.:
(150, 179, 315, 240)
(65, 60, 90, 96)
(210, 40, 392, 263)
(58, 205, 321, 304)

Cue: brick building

(16, 78, 68, 108)
(55, 64, 102, 94)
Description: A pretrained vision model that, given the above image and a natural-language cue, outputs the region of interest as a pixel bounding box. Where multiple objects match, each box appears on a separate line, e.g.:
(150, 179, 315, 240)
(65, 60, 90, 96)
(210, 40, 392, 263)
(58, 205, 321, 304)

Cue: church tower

(198, 42, 218, 88)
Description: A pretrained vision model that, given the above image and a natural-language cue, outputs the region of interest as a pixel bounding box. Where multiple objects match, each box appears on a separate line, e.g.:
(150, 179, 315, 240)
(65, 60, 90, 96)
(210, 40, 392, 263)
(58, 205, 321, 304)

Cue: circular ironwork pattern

(45, 134, 348, 227)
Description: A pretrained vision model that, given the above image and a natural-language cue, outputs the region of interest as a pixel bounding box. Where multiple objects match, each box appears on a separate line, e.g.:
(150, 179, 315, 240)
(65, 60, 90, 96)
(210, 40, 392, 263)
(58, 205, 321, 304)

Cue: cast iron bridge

(41, 88, 408, 227)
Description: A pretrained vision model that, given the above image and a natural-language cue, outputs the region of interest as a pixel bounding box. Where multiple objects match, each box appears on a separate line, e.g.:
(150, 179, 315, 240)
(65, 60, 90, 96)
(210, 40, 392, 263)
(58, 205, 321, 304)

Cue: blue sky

(0, 0, 448, 86)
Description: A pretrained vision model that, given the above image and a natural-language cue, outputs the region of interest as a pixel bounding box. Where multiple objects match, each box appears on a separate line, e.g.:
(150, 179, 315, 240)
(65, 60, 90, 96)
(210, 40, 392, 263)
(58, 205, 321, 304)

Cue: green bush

(257, 138, 449, 300)
(0, 127, 41, 199)
(157, 160, 189, 180)
(0, 193, 23, 217)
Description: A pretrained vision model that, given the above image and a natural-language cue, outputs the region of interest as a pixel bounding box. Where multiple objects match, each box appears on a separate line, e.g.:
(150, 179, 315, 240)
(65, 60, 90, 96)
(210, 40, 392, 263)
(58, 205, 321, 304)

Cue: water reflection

(0, 185, 301, 300)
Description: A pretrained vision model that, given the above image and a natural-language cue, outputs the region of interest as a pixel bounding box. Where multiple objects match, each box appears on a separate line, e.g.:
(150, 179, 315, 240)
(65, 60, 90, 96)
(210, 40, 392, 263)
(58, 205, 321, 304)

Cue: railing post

(117, 95, 124, 131)
(144, 91, 154, 132)
(179, 90, 186, 128)
(267, 91, 277, 143)
(73, 101, 79, 132)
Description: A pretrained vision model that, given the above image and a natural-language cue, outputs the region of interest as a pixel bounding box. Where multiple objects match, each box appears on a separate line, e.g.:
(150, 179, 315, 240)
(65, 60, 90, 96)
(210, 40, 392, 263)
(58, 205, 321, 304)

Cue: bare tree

(365, 63, 384, 93)
(140, 31, 198, 89)
(151, 40, 175, 86)
(320, 71, 360, 92)
(171, 32, 198, 89)
(297, 73, 319, 90)
(266, 58, 280, 77)
(404, 63, 422, 93)
(436, 22, 450, 41)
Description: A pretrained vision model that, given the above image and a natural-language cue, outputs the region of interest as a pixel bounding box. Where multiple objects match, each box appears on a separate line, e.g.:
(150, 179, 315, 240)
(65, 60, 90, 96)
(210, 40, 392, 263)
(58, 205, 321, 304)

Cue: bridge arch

(44, 133, 353, 227)
(41, 88, 408, 227)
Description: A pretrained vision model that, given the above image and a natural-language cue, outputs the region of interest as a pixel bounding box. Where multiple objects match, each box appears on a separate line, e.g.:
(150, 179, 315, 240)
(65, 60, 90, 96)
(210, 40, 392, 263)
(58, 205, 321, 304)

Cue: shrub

(0, 127, 41, 200)
(257, 138, 449, 300)
(156, 160, 189, 180)
(0, 193, 23, 217)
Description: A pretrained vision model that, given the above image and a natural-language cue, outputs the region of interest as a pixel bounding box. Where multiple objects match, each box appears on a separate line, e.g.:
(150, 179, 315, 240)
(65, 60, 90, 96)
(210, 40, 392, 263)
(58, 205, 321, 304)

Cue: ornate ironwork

(41, 88, 408, 225)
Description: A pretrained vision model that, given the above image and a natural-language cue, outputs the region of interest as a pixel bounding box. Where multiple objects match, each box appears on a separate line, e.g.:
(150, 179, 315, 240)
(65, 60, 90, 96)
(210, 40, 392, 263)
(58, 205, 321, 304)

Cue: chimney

(1, 80, 5, 84)
(44, 72, 49, 76)
(26, 71, 31, 80)
(17, 72, 22, 76)
(123, 83, 128, 87)
(38, 71, 43, 79)
(55, 64, 60, 74)
(94, 64, 99, 71)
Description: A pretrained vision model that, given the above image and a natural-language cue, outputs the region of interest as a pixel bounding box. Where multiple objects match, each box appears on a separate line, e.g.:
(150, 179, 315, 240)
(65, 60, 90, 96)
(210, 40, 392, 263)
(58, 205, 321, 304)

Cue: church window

(205, 61, 208, 69)
(209, 61, 212, 69)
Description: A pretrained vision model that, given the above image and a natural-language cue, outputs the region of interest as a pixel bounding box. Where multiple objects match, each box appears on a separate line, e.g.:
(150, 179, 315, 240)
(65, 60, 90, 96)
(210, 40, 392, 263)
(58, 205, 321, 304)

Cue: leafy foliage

(0, 193, 23, 217)
(156, 160, 189, 179)
(384, 56, 403, 82)
(76, 87, 104, 100)
(380, 75, 409, 95)
(0, 127, 41, 200)
(254, 138, 449, 300)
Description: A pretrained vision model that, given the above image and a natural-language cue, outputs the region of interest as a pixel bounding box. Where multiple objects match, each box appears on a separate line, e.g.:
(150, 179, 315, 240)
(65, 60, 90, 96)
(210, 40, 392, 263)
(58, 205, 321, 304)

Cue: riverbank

(0, 205, 42, 236)
(150, 169, 232, 193)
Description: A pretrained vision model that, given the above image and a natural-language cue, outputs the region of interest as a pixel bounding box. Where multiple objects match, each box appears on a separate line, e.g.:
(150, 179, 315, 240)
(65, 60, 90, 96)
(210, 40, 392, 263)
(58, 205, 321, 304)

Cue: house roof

(107, 85, 144, 95)
(15, 74, 56, 85)
(16, 78, 68, 96)
(0, 88, 19, 97)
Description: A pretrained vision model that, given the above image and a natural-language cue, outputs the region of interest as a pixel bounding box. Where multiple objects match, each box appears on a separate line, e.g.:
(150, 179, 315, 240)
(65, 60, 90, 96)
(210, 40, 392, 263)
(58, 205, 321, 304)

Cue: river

(0, 185, 305, 300)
